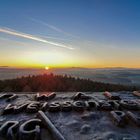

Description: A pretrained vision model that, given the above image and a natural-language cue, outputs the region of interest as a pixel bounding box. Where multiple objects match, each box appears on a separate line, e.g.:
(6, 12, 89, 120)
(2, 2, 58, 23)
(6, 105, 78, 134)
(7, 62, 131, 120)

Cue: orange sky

(0, 1, 140, 69)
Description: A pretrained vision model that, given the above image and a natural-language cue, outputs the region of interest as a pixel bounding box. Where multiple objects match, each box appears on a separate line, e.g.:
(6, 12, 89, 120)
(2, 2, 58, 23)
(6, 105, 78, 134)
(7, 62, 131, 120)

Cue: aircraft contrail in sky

(0, 27, 74, 50)
(29, 18, 80, 39)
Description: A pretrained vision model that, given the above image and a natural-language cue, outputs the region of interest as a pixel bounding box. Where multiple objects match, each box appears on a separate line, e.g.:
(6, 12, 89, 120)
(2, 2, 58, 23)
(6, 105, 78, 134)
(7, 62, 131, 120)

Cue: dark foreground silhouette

(0, 73, 138, 92)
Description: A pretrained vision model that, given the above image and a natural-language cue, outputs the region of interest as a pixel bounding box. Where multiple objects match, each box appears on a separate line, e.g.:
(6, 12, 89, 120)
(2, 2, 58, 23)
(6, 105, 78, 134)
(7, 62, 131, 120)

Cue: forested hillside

(0, 73, 138, 92)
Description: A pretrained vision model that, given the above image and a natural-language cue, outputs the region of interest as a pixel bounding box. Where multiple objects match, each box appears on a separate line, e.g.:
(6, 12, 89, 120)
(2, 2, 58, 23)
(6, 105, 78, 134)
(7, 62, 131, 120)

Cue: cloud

(0, 27, 74, 50)
(29, 18, 80, 39)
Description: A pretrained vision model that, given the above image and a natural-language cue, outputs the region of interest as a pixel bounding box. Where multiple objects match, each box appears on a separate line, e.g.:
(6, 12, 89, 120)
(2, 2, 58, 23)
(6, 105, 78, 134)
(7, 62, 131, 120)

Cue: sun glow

(45, 66, 49, 70)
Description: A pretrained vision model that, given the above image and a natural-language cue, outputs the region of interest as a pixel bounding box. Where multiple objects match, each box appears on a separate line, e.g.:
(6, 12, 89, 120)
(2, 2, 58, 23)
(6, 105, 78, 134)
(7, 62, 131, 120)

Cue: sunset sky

(0, 0, 140, 68)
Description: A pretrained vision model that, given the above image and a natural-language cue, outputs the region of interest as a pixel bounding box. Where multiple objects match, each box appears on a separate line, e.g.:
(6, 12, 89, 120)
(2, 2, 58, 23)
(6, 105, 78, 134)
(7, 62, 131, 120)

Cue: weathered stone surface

(0, 92, 140, 140)
(80, 124, 91, 134)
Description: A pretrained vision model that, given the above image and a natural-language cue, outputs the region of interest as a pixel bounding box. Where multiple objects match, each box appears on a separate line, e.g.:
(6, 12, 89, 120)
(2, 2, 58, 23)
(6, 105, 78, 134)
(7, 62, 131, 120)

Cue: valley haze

(0, 67, 140, 86)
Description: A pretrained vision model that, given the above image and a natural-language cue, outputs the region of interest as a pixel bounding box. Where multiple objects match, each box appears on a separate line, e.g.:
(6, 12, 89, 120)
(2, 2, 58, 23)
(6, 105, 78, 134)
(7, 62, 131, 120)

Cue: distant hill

(48, 68, 140, 86)
(0, 68, 140, 86)
(0, 73, 138, 92)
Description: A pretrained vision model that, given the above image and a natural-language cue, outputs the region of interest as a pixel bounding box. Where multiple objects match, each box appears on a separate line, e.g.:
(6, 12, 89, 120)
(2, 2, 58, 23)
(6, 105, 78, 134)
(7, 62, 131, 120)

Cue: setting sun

(45, 66, 49, 70)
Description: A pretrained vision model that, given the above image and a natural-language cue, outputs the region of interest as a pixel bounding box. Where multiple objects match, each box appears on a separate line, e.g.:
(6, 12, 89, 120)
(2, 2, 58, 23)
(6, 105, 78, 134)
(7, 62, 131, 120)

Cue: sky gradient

(0, 0, 140, 68)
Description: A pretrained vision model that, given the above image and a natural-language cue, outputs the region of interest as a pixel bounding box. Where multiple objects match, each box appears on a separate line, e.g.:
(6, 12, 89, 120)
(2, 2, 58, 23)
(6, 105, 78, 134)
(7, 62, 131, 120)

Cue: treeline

(0, 73, 138, 92)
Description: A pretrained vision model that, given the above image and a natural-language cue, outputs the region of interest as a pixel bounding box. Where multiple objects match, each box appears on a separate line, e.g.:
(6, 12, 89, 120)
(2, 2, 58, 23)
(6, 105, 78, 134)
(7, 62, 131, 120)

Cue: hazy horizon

(0, 67, 140, 86)
(0, 66, 140, 70)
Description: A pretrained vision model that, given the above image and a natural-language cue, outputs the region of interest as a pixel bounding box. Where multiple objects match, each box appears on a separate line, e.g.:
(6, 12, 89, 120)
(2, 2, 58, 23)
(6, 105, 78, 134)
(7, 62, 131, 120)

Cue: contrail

(0, 27, 74, 50)
(30, 18, 80, 39)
